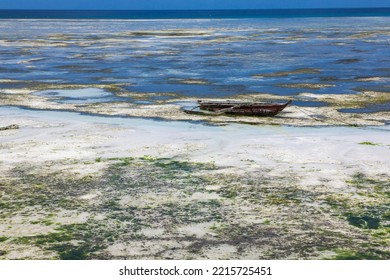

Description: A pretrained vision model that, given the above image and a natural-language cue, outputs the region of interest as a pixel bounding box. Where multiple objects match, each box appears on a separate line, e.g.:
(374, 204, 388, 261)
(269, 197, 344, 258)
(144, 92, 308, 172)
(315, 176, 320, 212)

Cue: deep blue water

(0, 8, 390, 19)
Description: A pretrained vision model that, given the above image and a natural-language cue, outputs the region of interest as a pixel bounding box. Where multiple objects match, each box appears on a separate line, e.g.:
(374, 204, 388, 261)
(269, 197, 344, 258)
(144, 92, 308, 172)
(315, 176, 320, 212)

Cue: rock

(0, 124, 19, 131)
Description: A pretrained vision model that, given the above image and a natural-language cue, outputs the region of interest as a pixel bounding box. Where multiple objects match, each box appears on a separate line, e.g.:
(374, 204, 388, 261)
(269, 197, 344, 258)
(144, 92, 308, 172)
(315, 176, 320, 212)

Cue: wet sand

(1, 107, 389, 259)
(1, 86, 390, 127)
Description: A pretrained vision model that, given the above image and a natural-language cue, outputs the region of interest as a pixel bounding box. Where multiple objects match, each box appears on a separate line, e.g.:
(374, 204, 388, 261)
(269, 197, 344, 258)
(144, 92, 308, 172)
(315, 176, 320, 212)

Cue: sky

(0, 0, 389, 10)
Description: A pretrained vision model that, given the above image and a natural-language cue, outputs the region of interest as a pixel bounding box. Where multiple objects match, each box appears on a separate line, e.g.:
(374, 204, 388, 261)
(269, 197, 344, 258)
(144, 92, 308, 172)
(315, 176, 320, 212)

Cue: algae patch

(1, 158, 389, 259)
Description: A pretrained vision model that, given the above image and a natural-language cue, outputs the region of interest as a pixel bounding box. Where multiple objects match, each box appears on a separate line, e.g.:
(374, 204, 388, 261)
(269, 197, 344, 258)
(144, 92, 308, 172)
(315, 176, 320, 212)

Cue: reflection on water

(34, 88, 113, 104)
(34, 88, 131, 104)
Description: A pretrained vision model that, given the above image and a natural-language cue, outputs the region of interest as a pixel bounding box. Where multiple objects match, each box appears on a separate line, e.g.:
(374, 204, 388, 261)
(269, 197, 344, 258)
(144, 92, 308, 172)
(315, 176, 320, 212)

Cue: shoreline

(2, 86, 390, 127)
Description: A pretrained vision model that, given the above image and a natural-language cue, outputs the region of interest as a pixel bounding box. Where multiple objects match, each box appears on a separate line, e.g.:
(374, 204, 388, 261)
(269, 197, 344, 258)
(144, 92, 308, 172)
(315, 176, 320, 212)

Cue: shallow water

(0, 17, 389, 104)
(339, 101, 390, 113)
(34, 88, 114, 104)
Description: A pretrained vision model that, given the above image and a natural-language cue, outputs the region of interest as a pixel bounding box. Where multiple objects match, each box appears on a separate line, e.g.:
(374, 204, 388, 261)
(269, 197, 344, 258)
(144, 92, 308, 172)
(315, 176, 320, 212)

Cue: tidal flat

(1, 17, 390, 259)
(0, 108, 389, 259)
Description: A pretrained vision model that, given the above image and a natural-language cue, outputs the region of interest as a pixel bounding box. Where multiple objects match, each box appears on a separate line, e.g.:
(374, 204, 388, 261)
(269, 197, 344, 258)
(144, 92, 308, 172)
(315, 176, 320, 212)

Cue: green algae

(1, 158, 389, 259)
(331, 249, 388, 260)
(168, 77, 211, 85)
(0, 237, 8, 243)
(14, 223, 107, 259)
(347, 214, 381, 229)
(358, 141, 380, 146)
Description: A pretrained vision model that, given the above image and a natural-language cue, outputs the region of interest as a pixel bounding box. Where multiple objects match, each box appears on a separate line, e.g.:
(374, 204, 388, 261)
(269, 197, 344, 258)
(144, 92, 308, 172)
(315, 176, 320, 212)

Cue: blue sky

(0, 0, 389, 10)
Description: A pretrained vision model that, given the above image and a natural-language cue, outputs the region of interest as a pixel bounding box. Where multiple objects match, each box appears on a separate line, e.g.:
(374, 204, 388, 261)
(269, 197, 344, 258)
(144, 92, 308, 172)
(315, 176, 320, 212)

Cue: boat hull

(197, 100, 291, 116)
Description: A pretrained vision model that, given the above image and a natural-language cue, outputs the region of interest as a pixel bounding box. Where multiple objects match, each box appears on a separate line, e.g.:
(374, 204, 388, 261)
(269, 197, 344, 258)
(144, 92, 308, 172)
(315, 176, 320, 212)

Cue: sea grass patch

(0, 158, 389, 259)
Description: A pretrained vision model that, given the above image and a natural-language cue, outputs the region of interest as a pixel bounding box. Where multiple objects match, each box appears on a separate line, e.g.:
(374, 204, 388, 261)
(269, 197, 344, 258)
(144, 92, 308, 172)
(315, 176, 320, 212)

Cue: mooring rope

(293, 105, 389, 132)
(292, 105, 358, 127)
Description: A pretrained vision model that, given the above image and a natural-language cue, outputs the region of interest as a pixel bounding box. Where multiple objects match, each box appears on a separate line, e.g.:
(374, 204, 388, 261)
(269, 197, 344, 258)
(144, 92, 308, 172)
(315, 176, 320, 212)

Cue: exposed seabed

(1, 106, 389, 260)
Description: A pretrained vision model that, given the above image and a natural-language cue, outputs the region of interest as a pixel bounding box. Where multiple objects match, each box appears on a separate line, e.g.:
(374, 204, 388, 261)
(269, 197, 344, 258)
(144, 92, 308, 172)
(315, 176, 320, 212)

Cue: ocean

(1, 8, 390, 19)
(0, 9, 389, 108)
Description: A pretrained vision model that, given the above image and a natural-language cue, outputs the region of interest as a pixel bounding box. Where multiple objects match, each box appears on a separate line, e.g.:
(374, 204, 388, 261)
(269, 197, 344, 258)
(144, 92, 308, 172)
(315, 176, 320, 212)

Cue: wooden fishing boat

(191, 99, 292, 116)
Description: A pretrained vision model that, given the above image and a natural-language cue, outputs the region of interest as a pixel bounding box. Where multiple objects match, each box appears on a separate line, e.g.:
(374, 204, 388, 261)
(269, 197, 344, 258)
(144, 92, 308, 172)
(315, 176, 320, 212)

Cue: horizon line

(1, 7, 389, 11)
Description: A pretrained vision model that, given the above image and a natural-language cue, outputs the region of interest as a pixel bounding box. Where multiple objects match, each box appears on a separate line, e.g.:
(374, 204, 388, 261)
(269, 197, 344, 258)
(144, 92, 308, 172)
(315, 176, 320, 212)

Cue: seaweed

(331, 249, 389, 260)
(1, 158, 389, 259)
